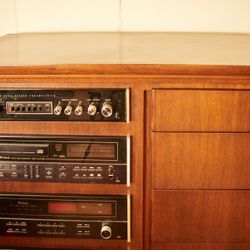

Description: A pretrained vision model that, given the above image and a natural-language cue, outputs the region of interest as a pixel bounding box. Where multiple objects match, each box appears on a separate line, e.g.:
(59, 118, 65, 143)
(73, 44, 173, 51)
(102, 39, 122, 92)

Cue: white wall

(0, 0, 16, 36)
(0, 0, 250, 36)
(122, 0, 250, 32)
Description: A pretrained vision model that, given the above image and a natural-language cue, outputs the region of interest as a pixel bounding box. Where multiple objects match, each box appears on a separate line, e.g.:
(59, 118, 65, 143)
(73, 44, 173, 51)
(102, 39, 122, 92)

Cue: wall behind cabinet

(0, 0, 250, 36)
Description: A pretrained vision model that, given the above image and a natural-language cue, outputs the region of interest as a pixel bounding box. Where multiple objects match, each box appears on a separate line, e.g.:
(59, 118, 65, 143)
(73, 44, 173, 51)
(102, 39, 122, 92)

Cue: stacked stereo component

(0, 89, 128, 121)
(0, 89, 130, 246)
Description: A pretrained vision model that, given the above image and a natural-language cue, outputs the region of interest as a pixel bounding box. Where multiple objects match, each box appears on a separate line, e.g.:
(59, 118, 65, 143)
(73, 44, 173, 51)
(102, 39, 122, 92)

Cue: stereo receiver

(0, 193, 130, 241)
(0, 89, 129, 121)
(0, 136, 130, 185)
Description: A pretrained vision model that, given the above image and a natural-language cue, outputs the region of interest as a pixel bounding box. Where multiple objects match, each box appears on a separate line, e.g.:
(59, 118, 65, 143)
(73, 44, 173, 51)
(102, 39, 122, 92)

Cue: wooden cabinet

(149, 88, 250, 249)
(153, 133, 250, 189)
(1, 32, 250, 250)
(152, 90, 250, 132)
(151, 243, 250, 250)
(152, 190, 250, 242)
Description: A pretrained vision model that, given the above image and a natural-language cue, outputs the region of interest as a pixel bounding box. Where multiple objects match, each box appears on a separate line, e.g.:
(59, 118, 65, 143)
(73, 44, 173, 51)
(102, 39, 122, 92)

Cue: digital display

(67, 143, 116, 159)
(48, 202, 113, 216)
(0, 143, 49, 157)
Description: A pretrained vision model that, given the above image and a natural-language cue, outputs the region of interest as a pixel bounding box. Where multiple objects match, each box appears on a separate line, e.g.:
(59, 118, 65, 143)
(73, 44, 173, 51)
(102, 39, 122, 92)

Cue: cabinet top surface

(0, 32, 250, 75)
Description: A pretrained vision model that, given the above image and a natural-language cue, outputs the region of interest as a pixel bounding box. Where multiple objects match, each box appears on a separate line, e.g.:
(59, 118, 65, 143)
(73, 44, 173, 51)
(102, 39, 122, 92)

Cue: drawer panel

(153, 133, 250, 189)
(152, 191, 250, 242)
(152, 243, 250, 250)
(153, 90, 250, 132)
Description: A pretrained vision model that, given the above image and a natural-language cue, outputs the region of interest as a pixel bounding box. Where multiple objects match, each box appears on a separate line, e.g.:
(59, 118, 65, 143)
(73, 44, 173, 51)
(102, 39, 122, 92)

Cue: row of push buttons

(6, 220, 27, 235)
(73, 166, 103, 171)
(6, 228, 27, 234)
(6, 221, 27, 227)
(73, 173, 103, 178)
(37, 222, 66, 235)
(37, 222, 65, 228)
(76, 223, 91, 236)
(38, 230, 65, 235)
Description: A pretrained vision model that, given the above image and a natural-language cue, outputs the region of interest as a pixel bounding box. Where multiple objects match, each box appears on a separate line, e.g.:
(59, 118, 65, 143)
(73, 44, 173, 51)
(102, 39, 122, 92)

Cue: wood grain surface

(152, 89, 250, 132)
(0, 33, 250, 75)
(152, 243, 250, 250)
(0, 236, 128, 249)
(152, 190, 250, 243)
(153, 133, 250, 189)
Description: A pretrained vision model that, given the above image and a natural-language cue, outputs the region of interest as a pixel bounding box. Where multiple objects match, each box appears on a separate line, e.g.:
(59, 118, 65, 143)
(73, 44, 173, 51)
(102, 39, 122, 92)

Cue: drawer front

(153, 133, 250, 189)
(153, 90, 250, 132)
(152, 243, 250, 250)
(152, 191, 250, 242)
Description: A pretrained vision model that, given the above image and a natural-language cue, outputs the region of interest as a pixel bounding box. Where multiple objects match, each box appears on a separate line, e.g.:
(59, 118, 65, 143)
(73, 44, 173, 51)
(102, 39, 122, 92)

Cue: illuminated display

(48, 202, 113, 216)
(67, 143, 116, 159)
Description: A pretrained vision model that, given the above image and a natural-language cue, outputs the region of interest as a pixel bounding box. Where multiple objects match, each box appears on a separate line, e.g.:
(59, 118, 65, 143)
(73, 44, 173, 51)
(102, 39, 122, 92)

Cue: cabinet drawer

(153, 133, 250, 189)
(152, 90, 250, 132)
(152, 243, 250, 250)
(152, 191, 250, 242)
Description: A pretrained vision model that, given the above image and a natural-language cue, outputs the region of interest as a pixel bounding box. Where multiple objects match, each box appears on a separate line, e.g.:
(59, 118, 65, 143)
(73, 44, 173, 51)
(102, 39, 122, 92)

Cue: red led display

(48, 202, 77, 214)
(48, 202, 113, 216)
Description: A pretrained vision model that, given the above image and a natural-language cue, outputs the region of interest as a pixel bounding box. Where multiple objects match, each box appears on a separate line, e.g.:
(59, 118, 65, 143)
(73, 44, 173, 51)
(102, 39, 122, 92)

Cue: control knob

(75, 104, 83, 116)
(100, 225, 112, 240)
(54, 103, 62, 115)
(87, 102, 97, 116)
(101, 102, 113, 118)
(64, 103, 73, 116)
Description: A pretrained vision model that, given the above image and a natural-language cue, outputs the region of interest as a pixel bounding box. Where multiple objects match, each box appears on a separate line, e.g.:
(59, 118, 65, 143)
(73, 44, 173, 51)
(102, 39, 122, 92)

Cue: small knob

(75, 105, 83, 116)
(64, 104, 72, 116)
(101, 225, 112, 240)
(87, 102, 97, 116)
(54, 104, 62, 115)
(101, 103, 113, 118)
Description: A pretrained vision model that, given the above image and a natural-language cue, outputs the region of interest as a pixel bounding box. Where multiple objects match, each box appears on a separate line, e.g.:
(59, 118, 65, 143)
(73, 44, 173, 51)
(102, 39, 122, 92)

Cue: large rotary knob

(101, 102, 113, 118)
(100, 225, 112, 240)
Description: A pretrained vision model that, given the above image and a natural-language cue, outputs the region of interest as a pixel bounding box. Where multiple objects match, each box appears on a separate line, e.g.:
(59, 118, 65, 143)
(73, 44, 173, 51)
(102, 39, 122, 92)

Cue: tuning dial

(101, 225, 112, 240)
(101, 103, 113, 118)
(64, 103, 73, 116)
(54, 103, 62, 115)
(75, 105, 83, 116)
(87, 102, 97, 116)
